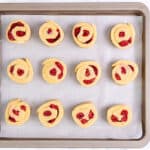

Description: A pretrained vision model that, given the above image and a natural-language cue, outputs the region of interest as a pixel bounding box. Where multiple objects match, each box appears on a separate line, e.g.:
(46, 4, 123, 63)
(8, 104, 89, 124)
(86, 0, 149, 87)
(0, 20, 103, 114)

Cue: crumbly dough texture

(39, 21, 64, 46)
(72, 102, 98, 128)
(5, 99, 30, 125)
(6, 20, 31, 43)
(72, 22, 97, 48)
(107, 104, 132, 127)
(42, 58, 67, 84)
(112, 60, 138, 85)
(75, 61, 101, 87)
(37, 100, 64, 128)
(110, 23, 135, 49)
(7, 58, 34, 84)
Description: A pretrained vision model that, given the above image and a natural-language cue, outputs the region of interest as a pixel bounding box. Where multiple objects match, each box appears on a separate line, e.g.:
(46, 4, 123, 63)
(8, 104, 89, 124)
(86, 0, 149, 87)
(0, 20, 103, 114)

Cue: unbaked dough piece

(42, 58, 67, 84)
(112, 60, 138, 85)
(6, 20, 31, 43)
(72, 22, 97, 48)
(5, 99, 31, 125)
(39, 21, 64, 46)
(107, 104, 132, 127)
(110, 23, 135, 49)
(75, 61, 101, 87)
(37, 100, 64, 128)
(7, 58, 34, 84)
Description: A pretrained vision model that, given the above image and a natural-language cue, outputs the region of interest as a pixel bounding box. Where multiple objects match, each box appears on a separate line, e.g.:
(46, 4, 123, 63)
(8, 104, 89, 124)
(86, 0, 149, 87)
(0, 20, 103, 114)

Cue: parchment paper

(0, 15, 143, 139)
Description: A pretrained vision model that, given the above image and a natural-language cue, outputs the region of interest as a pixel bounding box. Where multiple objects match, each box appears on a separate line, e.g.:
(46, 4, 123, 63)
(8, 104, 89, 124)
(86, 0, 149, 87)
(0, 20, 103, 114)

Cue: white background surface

(0, 0, 149, 149)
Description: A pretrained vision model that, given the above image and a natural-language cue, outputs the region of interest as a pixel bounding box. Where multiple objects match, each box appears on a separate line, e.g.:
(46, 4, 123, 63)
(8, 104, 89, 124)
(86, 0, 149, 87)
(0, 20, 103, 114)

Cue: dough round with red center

(5, 99, 30, 125)
(6, 20, 31, 43)
(112, 60, 138, 85)
(39, 21, 64, 46)
(72, 22, 97, 48)
(7, 58, 34, 84)
(37, 100, 64, 128)
(42, 58, 67, 84)
(107, 105, 132, 127)
(75, 61, 101, 87)
(72, 102, 98, 128)
(110, 23, 135, 49)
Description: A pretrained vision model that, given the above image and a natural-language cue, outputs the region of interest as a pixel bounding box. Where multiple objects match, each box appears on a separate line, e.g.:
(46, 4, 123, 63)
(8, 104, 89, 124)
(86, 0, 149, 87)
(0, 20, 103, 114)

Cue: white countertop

(0, 0, 149, 149)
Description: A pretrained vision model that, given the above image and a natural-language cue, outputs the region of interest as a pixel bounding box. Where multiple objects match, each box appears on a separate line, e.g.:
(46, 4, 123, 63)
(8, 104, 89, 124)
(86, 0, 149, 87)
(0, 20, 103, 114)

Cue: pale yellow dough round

(7, 58, 34, 84)
(72, 102, 98, 128)
(5, 99, 30, 126)
(75, 61, 101, 87)
(107, 105, 132, 127)
(72, 22, 97, 48)
(110, 23, 135, 49)
(39, 21, 64, 46)
(6, 20, 31, 44)
(42, 58, 67, 84)
(37, 100, 64, 128)
(112, 60, 138, 85)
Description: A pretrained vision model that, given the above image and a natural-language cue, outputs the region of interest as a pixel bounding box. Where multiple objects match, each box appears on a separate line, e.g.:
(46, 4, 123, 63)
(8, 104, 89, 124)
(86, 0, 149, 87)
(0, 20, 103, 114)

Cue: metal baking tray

(0, 2, 149, 148)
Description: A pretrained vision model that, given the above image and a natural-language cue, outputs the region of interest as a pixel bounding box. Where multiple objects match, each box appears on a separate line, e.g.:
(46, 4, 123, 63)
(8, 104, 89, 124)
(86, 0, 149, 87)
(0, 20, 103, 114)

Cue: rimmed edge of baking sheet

(0, 2, 149, 148)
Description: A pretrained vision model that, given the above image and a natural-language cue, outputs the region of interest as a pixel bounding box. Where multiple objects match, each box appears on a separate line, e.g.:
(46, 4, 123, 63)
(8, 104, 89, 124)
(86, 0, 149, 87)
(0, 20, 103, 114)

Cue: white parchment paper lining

(0, 15, 143, 139)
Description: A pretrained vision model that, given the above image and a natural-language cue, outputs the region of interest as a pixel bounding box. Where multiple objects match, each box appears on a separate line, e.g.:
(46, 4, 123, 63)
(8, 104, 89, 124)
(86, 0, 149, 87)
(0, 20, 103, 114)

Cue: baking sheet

(0, 15, 143, 139)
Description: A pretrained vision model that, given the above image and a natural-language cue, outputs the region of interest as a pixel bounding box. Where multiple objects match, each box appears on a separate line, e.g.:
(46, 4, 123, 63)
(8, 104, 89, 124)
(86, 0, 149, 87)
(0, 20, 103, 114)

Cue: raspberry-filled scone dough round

(39, 21, 64, 46)
(6, 20, 31, 43)
(72, 22, 97, 48)
(7, 58, 34, 84)
(42, 58, 67, 84)
(112, 60, 138, 85)
(107, 105, 132, 127)
(75, 61, 101, 87)
(37, 100, 64, 128)
(5, 99, 30, 125)
(72, 102, 98, 128)
(110, 23, 135, 49)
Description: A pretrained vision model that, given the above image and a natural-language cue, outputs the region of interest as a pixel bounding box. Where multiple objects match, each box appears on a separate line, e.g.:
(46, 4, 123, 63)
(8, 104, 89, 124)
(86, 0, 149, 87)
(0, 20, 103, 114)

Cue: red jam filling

(10, 65, 14, 74)
(121, 67, 126, 74)
(128, 65, 134, 72)
(55, 61, 64, 79)
(111, 109, 128, 122)
(9, 116, 16, 122)
(43, 110, 52, 116)
(81, 119, 88, 124)
(76, 112, 84, 119)
(118, 37, 132, 47)
(83, 30, 89, 37)
(88, 110, 94, 119)
(120, 110, 128, 122)
(85, 37, 93, 44)
(46, 29, 60, 43)
(48, 118, 56, 123)
(17, 68, 24, 76)
(74, 27, 81, 37)
(8, 22, 25, 41)
(83, 78, 95, 84)
(16, 31, 26, 37)
(85, 69, 90, 77)
(119, 31, 125, 37)
(90, 65, 98, 76)
(12, 109, 19, 116)
(47, 28, 52, 34)
(50, 104, 59, 110)
(20, 105, 26, 111)
(115, 73, 121, 80)
(49, 68, 57, 76)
